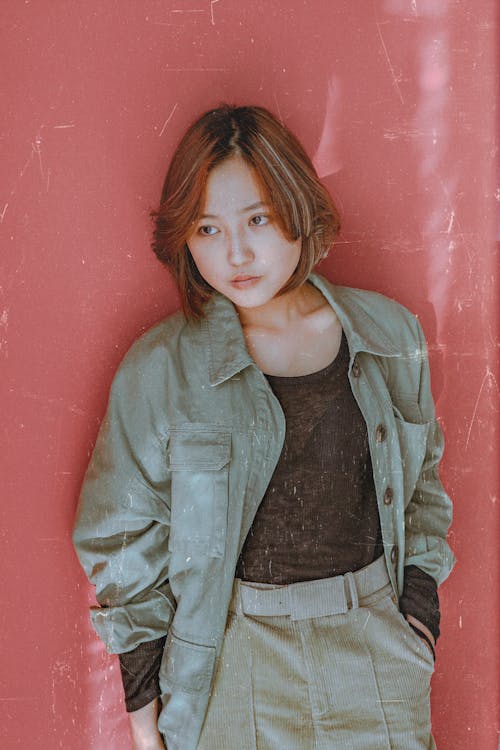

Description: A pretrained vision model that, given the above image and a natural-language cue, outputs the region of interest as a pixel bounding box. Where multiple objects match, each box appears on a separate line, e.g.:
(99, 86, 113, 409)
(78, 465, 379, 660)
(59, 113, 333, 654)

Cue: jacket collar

(204, 293, 254, 386)
(205, 272, 398, 386)
(308, 273, 400, 358)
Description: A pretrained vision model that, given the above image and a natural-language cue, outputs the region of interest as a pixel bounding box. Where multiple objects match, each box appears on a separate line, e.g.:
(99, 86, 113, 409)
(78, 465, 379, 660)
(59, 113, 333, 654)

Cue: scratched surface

(1, 1, 498, 748)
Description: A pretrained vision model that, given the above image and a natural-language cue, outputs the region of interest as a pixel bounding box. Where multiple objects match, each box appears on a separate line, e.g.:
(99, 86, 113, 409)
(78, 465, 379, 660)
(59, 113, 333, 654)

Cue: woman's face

(186, 155, 302, 314)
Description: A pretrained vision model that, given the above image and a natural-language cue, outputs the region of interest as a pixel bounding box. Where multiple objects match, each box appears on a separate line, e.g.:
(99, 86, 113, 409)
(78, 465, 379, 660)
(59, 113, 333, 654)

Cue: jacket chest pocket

(167, 427, 231, 559)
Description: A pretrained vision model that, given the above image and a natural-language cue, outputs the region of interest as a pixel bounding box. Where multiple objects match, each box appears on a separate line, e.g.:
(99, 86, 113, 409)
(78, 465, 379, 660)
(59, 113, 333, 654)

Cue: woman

(73, 105, 455, 750)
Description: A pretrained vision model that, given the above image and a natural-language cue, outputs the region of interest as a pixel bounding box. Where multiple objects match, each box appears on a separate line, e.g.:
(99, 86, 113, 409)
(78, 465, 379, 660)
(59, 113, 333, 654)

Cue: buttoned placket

(205, 273, 410, 597)
(345, 351, 402, 597)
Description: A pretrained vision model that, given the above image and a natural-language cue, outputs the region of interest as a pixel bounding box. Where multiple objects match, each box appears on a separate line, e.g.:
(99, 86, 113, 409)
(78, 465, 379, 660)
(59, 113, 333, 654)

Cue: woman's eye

(250, 214, 269, 226)
(198, 225, 218, 236)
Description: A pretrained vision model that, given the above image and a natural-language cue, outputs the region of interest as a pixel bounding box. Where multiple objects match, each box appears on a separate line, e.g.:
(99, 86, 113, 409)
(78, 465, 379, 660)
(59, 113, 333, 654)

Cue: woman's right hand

(128, 698, 166, 750)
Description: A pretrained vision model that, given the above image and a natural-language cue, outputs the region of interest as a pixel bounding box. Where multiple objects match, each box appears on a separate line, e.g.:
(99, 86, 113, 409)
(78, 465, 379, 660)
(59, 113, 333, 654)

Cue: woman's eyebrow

(198, 201, 269, 220)
(240, 201, 268, 213)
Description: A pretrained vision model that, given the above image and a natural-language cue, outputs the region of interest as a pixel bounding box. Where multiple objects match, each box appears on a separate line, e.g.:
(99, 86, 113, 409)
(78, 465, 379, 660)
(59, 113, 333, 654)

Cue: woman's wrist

(405, 613, 436, 659)
(404, 613, 436, 646)
(128, 697, 165, 749)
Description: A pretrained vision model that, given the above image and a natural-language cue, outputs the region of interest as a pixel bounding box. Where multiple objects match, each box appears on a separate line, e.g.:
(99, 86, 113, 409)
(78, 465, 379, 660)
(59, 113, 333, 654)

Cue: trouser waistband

(233, 555, 391, 621)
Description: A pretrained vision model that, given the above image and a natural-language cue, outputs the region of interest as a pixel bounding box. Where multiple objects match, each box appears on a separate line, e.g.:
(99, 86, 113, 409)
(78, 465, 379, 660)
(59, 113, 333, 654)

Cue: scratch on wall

(210, 0, 220, 26)
(148, 2, 220, 26)
(0, 307, 8, 359)
(2, 123, 77, 224)
(446, 209, 455, 234)
(2, 130, 48, 224)
(464, 367, 499, 450)
(9, 387, 89, 418)
(151, 7, 205, 25)
(159, 103, 179, 137)
(375, 22, 405, 104)
(32, 134, 44, 178)
(164, 67, 229, 71)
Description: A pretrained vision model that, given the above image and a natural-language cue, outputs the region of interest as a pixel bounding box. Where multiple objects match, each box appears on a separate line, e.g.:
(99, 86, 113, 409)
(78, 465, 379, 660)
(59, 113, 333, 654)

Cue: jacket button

(351, 358, 361, 378)
(383, 487, 394, 505)
(375, 423, 387, 442)
(390, 545, 398, 564)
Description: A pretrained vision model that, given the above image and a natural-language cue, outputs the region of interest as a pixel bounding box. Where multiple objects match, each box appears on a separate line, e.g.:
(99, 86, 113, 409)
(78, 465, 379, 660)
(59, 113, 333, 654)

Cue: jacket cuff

(404, 533, 456, 587)
(90, 583, 175, 654)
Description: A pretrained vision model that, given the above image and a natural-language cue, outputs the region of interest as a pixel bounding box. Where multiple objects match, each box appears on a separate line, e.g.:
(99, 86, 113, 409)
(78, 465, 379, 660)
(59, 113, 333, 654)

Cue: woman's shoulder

(110, 308, 201, 390)
(127, 308, 190, 355)
(335, 284, 417, 324)
(311, 272, 414, 317)
(310, 273, 422, 347)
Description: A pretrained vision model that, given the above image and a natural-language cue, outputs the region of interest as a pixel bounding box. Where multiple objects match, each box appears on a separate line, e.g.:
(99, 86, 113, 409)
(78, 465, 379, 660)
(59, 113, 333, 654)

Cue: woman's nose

(227, 231, 254, 266)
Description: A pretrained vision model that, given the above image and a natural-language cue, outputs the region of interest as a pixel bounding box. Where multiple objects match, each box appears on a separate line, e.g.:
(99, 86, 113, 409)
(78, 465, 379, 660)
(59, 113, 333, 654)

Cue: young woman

(73, 105, 455, 750)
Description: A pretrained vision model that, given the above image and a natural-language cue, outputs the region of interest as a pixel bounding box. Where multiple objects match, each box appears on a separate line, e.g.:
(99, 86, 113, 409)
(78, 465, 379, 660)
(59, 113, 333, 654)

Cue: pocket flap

(168, 428, 231, 471)
(161, 632, 216, 694)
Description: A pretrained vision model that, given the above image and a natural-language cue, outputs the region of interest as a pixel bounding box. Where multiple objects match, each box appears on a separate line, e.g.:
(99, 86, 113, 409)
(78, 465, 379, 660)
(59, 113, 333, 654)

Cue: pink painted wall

(1, 2, 498, 747)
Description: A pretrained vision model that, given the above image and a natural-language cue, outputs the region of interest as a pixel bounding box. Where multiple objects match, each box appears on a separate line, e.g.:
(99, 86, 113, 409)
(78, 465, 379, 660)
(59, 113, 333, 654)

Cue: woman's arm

(73, 330, 177, 652)
(73, 351, 175, 653)
(129, 698, 165, 750)
(402, 317, 456, 587)
(72, 340, 175, 745)
(119, 636, 166, 713)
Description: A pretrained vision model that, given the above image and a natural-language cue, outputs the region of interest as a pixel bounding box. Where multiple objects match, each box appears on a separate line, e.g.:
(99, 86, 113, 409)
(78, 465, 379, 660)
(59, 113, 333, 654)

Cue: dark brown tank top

(235, 331, 384, 583)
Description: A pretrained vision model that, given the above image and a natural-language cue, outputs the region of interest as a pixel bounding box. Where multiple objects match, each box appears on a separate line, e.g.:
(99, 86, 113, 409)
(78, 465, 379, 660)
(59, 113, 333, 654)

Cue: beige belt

(235, 554, 391, 621)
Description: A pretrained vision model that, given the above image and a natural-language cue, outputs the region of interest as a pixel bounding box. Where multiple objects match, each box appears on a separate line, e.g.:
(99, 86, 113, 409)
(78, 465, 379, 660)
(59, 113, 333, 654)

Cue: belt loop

(232, 579, 244, 616)
(345, 571, 359, 610)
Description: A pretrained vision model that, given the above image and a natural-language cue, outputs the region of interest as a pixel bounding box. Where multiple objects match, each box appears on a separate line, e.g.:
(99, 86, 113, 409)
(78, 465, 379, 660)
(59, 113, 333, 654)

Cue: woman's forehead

(201, 156, 269, 215)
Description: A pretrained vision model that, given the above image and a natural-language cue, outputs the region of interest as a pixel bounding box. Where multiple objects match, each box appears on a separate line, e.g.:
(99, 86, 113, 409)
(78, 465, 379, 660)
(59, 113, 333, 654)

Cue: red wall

(1, 2, 498, 747)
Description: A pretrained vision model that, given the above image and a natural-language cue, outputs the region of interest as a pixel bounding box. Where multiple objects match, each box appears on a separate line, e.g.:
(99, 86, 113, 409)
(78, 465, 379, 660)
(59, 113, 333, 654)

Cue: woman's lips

(230, 275, 261, 288)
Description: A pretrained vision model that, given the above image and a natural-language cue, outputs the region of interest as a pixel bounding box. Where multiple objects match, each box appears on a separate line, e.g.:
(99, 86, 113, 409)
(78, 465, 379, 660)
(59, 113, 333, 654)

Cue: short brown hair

(151, 105, 340, 319)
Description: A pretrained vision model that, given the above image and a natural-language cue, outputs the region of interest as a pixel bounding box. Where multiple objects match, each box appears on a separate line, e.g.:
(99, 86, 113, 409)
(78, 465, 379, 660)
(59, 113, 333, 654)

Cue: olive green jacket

(73, 272, 455, 750)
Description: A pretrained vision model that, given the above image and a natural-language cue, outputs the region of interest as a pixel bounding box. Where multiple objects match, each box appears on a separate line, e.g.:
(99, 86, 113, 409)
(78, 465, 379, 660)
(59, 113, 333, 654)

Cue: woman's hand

(128, 698, 165, 750)
(405, 613, 436, 658)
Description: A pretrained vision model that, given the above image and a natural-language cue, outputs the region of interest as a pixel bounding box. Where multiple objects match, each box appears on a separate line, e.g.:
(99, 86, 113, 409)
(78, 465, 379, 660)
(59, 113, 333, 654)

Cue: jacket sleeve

(403, 317, 456, 586)
(72, 349, 175, 654)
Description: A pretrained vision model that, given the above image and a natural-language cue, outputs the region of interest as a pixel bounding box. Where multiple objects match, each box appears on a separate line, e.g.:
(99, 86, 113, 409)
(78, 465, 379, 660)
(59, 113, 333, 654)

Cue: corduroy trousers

(197, 556, 436, 750)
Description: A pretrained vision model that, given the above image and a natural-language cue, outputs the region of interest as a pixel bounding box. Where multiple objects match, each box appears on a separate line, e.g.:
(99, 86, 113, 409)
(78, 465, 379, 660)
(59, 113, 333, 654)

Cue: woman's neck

(235, 281, 343, 376)
(235, 281, 324, 332)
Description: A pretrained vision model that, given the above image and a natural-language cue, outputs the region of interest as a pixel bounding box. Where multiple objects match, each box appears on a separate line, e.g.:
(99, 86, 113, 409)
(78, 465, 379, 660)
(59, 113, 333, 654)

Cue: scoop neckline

(263, 331, 347, 384)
